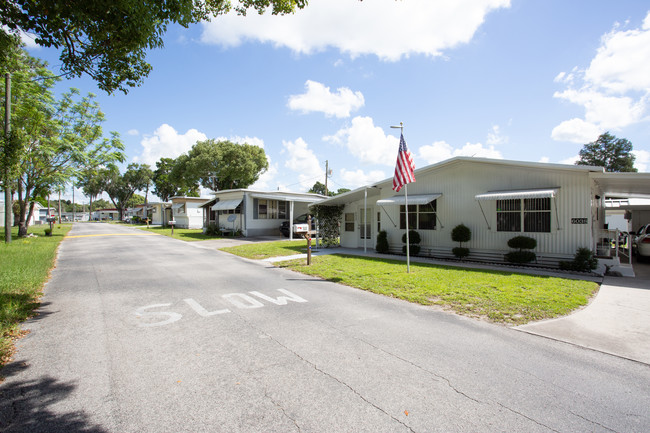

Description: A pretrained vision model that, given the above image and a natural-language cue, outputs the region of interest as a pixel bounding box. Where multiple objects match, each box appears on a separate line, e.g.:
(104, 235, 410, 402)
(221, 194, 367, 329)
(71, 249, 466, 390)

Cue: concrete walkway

(517, 276, 650, 365)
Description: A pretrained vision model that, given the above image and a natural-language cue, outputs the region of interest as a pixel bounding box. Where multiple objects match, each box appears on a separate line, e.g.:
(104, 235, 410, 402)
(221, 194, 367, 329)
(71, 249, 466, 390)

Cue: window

(400, 201, 437, 230)
(496, 199, 520, 232)
(377, 212, 381, 233)
(497, 198, 551, 233)
(344, 213, 355, 232)
(255, 199, 287, 219)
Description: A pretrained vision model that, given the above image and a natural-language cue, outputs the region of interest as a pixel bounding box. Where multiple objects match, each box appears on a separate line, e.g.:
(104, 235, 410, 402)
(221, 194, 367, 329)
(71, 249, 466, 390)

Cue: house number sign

(571, 218, 588, 224)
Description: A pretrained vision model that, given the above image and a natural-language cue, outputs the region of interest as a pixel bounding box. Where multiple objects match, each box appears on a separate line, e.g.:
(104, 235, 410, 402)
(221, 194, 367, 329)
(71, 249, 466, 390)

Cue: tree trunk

(17, 181, 28, 237)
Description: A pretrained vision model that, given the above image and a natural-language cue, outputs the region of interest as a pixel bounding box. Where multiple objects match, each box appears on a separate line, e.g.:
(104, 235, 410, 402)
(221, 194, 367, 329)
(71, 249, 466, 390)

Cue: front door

(358, 207, 372, 248)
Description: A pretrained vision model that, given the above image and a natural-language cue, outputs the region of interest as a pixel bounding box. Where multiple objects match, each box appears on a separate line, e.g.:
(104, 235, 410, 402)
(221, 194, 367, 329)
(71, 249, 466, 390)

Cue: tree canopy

(174, 139, 268, 191)
(100, 163, 152, 220)
(0, 1, 307, 93)
(1, 38, 124, 235)
(576, 132, 637, 172)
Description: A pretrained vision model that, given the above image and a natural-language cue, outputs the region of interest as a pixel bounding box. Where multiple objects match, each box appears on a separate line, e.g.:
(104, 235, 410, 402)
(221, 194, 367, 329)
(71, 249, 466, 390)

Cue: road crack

(569, 410, 618, 432)
(263, 387, 302, 433)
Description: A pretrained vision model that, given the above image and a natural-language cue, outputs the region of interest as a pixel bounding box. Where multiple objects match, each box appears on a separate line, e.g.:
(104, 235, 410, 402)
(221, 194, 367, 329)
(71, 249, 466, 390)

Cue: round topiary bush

(401, 230, 421, 256)
(507, 236, 537, 251)
(376, 230, 389, 254)
(401, 230, 421, 245)
(452, 247, 470, 259)
(505, 250, 536, 264)
(451, 224, 471, 244)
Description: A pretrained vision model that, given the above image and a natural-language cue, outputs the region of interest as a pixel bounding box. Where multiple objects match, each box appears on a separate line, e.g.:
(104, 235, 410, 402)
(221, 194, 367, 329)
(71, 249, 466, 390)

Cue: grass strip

(136, 226, 218, 242)
(0, 224, 71, 369)
(220, 239, 310, 259)
(278, 255, 598, 325)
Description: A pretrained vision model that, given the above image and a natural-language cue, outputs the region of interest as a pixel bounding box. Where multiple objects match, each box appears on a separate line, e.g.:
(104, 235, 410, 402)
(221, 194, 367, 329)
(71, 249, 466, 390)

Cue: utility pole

(4, 73, 11, 243)
(325, 160, 329, 196)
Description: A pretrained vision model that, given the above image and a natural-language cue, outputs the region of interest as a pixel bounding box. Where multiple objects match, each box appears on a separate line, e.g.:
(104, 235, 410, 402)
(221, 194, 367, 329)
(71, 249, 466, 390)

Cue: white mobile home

(317, 157, 650, 264)
(170, 196, 211, 229)
(201, 189, 327, 237)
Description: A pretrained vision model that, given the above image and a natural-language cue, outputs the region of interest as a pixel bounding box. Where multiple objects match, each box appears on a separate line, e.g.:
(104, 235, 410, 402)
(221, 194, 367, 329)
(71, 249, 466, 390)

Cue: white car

(633, 223, 650, 261)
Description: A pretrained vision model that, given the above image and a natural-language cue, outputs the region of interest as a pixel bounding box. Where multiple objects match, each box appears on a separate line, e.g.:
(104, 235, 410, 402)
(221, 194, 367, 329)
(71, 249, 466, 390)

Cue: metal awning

(250, 193, 323, 203)
(171, 203, 184, 210)
(475, 187, 559, 201)
(211, 199, 242, 211)
(377, 193, 442, 206)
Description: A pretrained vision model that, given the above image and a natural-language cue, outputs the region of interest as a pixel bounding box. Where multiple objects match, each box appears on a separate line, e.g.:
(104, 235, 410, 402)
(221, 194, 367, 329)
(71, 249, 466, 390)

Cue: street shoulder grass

(0, 224, 72, 370)
(220, 239, 309, 259)
(279, 255, 598, 325)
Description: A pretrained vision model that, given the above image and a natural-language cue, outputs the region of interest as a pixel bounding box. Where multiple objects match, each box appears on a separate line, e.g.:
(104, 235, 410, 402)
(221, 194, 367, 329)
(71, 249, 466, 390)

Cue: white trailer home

(201, 189, 327, 237)
(317, 157, 650, 266)
(170, 196, 211, 229)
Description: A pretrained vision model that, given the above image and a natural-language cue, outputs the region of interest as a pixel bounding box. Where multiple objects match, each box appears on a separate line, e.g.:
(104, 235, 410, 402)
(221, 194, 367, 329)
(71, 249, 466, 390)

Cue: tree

(335, 188, 351, 195)
(153, 157, 198, 201)
(0, 1, 308, 94)
(576, 132, 637, 172)
(101, 163, 151, 220)
(308, 181, 329, 196)
(175, 139, 268, 191)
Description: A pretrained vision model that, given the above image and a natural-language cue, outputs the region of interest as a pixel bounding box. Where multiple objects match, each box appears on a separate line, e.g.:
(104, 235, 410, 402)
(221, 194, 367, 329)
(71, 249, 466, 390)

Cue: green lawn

(277, 255, 598, 325)
(0, 224, 72, 368)
(220, 239, 312, 259)
(136, 226, 219, 242)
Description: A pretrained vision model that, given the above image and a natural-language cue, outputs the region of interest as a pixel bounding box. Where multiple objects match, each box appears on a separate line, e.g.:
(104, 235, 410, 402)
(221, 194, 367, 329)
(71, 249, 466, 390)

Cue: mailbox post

(169, 220, 175, 236)
(306, 215, 312, 265)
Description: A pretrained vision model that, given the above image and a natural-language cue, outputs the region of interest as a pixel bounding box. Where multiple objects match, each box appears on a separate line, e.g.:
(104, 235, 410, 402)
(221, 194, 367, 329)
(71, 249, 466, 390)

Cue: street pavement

(1, 223, 649, 432)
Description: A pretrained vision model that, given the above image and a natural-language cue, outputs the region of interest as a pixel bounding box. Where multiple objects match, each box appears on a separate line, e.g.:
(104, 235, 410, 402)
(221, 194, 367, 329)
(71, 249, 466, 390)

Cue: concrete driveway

(517, 272, 650, 365)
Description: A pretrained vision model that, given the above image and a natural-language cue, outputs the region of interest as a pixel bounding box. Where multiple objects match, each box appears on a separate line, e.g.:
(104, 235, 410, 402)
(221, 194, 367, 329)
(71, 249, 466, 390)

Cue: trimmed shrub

(451, 224, 471, 259)
(401, 230, 421, 256)
(506, 235, 537, 264)
(451, 224, 471, 244)
(507, 236, 537, 251)
(44, 228, 52, 236)
(505, 251, 536, 264)
(559, 247, 598, 272)
(452, 247, 470, 259)
(376, 230, 389, 254)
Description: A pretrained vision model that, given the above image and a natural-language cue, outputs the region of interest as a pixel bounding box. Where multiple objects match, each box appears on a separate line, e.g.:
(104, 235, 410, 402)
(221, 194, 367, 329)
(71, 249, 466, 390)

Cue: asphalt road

(1, 223, 649, 432)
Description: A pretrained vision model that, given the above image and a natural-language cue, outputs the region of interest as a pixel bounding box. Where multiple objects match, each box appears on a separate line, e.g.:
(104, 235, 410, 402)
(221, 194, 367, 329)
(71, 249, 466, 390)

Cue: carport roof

(592, 172, 650, 199)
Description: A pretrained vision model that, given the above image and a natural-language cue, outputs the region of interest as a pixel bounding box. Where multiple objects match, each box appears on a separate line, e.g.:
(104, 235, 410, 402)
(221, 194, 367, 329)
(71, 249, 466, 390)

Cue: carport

(593, 172, 650, 276)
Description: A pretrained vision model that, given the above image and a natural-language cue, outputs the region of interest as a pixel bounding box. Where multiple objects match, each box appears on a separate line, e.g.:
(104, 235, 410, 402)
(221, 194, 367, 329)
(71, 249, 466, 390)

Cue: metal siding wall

(365, 161, 593, 256)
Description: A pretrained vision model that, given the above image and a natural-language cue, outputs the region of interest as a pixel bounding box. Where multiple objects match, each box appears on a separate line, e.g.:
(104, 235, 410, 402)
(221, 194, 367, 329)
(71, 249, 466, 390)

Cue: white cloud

(339, 168, 387, 190)
(558, 155, 579, 165)
(288, 80, 364, 118)
(201, 0, 510, 61)
(553, 12, 650, 141)
(324, 116, 399, 166)
(486, 124, 508, 146)
(127, 129, 140, 136)
(282, 138, 324, 191)
(217, 135, 265, 148)
(633, 149, 650, 172)
(538, 156, 550, 163)
(550, 118, 602, 143)
(134, 124, 207, 165)
(418, 140, 503, 164)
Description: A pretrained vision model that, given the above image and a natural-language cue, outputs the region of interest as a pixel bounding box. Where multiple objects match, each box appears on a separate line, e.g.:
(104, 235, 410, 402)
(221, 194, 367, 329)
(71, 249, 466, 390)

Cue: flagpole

(391, 121, 414, 274)
(404, 184, 410, 273)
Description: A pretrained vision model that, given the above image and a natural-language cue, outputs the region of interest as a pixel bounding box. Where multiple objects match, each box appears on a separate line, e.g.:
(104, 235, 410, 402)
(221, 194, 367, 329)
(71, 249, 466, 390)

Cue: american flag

(392, 133, 415, 192)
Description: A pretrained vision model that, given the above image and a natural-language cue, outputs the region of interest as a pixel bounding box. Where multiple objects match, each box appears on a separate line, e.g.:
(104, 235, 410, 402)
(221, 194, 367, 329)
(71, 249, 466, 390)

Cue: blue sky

(22, 0, 650, 201)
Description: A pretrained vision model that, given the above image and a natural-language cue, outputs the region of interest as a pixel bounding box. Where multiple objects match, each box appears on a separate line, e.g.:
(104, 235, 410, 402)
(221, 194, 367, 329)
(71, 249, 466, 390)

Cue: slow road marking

(135, 289, 308, 327)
